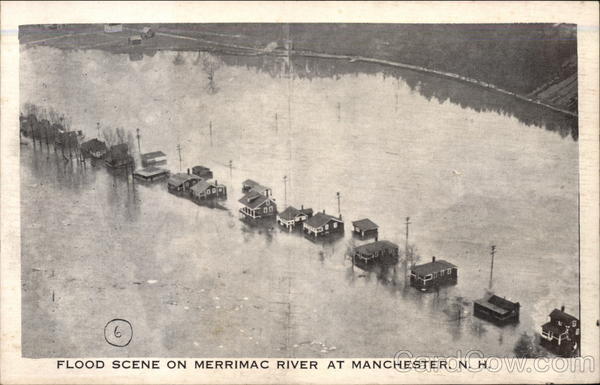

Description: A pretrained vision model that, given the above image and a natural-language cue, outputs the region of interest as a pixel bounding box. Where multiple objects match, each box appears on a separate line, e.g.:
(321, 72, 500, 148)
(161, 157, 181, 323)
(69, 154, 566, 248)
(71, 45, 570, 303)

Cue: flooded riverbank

(20, 46, 578, 357)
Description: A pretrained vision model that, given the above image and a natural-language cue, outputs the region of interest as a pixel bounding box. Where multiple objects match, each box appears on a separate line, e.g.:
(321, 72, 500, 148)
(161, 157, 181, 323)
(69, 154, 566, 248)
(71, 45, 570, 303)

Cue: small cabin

(167, 172, 201, 193)
(303, 211, 344, 239)
(104, 143, 133, 169)
(540, 306, 580, 357)
(277, 205, 313, 232)
(133, 166, 169, 182)
(141, 151, 167, 167)
(473, 292, 520, 326)
(192, 165, 213, 180)
(410, 257, 457, 292)
(141, 27, 155, 38)
(352, 240, 399, 269)
(104, 23, 123, 33)
(352, 218, 379, 239)
(128, 35, 143, 45)
(242, 179, 271, 197)
(190, 180, 227, 201)
(80, 138, 107, 159)
(238, 191, 277, 220)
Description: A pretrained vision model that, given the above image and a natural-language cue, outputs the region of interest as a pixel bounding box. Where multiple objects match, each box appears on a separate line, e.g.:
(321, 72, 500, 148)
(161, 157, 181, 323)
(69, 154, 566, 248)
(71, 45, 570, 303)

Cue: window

(433, 272, 438, 278)
(425, 274, 432, 280)
(264, 207, 268, 213)
(447, 268, 452, 274)
(325, 224, 329, 230)
(269, 206, 273, 213)
(212, 188, 216, 194)
(333, 222, 338, 229)
(572, 321, 577, 327)
(558, 321, 562, 326)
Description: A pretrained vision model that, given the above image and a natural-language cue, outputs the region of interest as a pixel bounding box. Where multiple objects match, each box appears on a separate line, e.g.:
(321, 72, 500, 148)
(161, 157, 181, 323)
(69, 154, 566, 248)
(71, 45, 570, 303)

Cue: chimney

(187, 168, 190, 175)
(561, 305, 565, 312)
(215, 180, 218, 187)
(375, 235, 378, 242)
(339, 214, 342, 220)
(432, 256, 436, 263)
(301, 205, 304, 210)
(323, 209, 325, 214)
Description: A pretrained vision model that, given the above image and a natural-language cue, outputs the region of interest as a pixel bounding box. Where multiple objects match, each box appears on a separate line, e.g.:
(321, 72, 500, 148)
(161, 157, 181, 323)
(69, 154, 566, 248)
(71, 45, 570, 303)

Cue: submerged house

(277, 205, 313, 232)
(190, 180, 227, 200)
(540, 306, 580, 357)
(141, 151, 167, 167)
(410, 257, 457, 292)
(128, 35, 143, 45)
(473, 292, 520, 326)
(352, 218, 379, 239)
(104, 23, 123, 33)
(80, 138, 107, 159)
(167, 172, 201, 193)
(238, 190, 277, 220)
(141, 26, 155, 38)
(352, 240, 399, 269)
(104, 143, 133, 169)
(133, 166, 169, 182)
(192, 165, 213, 180)
(302, 211, 344, 239)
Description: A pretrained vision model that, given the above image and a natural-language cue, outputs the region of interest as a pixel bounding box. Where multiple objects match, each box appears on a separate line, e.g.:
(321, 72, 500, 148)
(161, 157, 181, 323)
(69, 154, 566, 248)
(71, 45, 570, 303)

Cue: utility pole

(275, 113, 278, 133)
(489, 245, 496, 290)
(136, 128, 141, 154)
(176, 144, 182, 172)
(336, 192, 341, 217)
(283, 175, 288, 207)
(229, 160, 232, 178)
(209, 121, 213, 147)
(337, 102, 341, 122)
(97, 122, 100, 138)
(405, 217, 411, 261)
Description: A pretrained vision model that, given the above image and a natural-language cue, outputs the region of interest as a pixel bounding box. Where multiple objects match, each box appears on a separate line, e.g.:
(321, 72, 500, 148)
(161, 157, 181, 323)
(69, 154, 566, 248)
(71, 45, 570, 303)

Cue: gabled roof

(352, 218, 378, 231)
(474, 293, 519, 314)
(192, 165, 211, 172)
(354, 240, 398, 255)
(191, 180, 213, 193)
(304, 212, 342, 228)
(542, 322, 565, 335)
(141, 151, 166, 160)
(278, 206, 301, 221)
(238, 191, 272, 209)
(242, 179, 260, 187)
(81, 138, 107, 152)
(300, 207, 314, 217)
(167, 173, 200, 186)
(134, 166, 169, 178)
(411, 259, 456, 276)
(549, 309, 578, 324)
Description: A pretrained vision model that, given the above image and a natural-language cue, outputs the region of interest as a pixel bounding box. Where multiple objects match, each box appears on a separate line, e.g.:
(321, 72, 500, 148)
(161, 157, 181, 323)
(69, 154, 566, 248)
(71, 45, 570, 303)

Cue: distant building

(277, 205, 313, 232)
(141, 151, 167, 167)
(80, 138, 108, 159)
(352, 218, 379, 239)
(191, 180, 227, 201)
(141, 27, 155, 38)
(104, 23, 123, 33)
(473, 292, 520, 325)
(540, 306, 580, 357)
(352, 240, 399, 269)
(303, 211, 344, 239)
(410, 257, 457, 291)
(242, 179, 271, 196)
(133, 166, 169, 182)
(167, 172, 201, 193)
(238, 190, 277, 220)
(192, 165, 213, 180)
(104, 143, 133, 169)
(128, 35, 143, 45)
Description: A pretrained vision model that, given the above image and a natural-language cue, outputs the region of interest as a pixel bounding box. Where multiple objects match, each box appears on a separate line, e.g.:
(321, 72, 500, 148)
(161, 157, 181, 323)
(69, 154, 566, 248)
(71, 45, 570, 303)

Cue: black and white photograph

(1, 2, 599, 384)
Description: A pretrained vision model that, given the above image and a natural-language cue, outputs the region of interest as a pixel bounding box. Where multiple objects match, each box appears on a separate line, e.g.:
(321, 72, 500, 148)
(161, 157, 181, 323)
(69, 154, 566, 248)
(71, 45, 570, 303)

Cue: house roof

(411, 259, 456, 276)
(352, 218, 379, 231)
(549, 309, 578, 324)
(190, 180, 224, 193)
(474, 293, 519, 314)
(107, 143, 129, 160)
(134, 166, 169, 178)
(238, 191, 272, 209)
(141, 151, 166, 160)
(81, 138, 107, 152)
(278, 206, 301, 221)
(305, 212, 342, 228)
(242, 179, 260, 187)
(354, 240, 398, 256)
(167, 173, 200, 186)
(300, 207, 314, 217)
(193, 165, 211, 172)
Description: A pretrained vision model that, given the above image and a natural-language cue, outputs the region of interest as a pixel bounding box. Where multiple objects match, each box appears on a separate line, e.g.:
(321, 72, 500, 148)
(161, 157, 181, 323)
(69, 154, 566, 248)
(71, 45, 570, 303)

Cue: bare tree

(195, 52, 222, 94)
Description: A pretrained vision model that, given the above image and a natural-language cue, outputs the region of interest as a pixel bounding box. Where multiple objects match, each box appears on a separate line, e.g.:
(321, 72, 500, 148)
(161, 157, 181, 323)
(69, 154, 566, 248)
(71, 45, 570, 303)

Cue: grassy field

(19, 23, 578, 113)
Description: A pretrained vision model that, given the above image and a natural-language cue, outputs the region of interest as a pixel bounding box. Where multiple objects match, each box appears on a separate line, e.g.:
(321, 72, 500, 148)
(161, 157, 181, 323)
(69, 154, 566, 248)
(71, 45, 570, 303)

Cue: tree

(195, 52, 222, 94)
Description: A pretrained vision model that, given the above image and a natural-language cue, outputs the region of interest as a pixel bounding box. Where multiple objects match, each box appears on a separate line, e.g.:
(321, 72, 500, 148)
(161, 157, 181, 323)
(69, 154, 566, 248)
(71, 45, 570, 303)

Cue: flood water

(20, 46, 579, 358)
